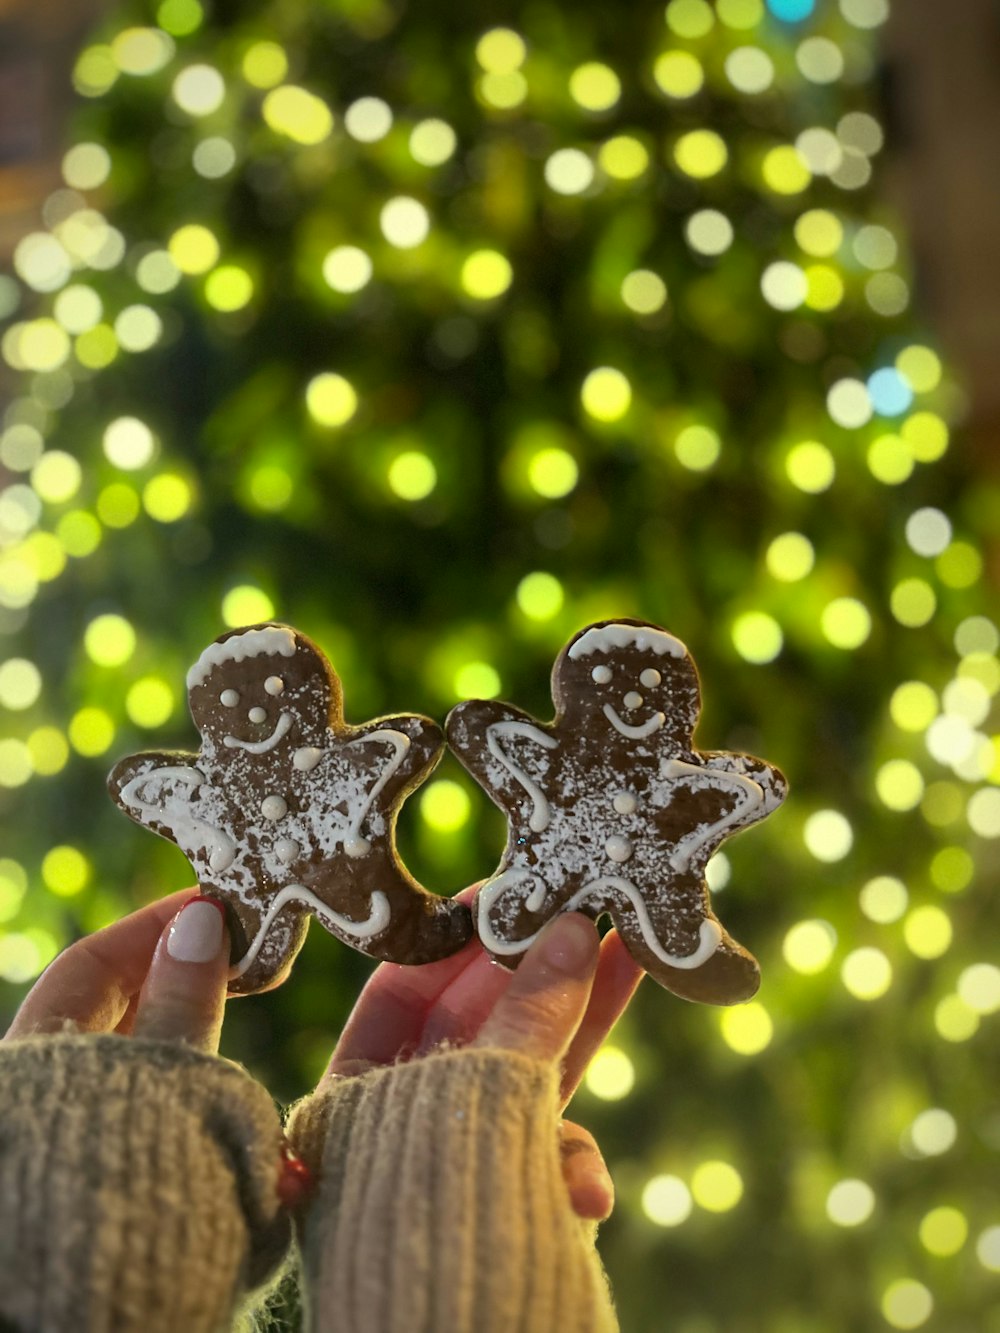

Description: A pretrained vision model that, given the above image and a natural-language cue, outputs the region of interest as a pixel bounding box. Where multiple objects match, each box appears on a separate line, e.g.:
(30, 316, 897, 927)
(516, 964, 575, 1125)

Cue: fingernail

(539, 913, 598, 975)
(167, 898, 227, 964)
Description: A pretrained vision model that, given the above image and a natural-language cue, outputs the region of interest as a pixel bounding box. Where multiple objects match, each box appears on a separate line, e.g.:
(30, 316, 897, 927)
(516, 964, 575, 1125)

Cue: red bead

(277, 1142, 314, 1211)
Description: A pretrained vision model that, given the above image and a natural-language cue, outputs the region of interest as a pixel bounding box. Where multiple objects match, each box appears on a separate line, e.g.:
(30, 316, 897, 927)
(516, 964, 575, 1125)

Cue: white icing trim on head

(662, 759, 764, 870)
(486, 722, 558, 833)
(344, 728, 411, 853)
(568, 623, 687, 660)
(119, 765, 236, 873)
(477, 870, 722, 968)
(603, 705, 665, 739)
(228, 885, 391, 979)
(187, 626, 298, 690)
(224, 711, 294, 753)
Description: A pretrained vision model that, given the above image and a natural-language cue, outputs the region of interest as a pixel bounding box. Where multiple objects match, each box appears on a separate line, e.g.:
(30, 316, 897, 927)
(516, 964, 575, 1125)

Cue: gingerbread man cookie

(446, 619, 787, 1004)
(109, 623, 472, 993)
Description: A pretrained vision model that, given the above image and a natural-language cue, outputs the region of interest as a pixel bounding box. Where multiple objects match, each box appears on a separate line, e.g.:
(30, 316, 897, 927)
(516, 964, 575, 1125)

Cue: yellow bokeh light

(306, 373, 358, 427)
(890, 578, 936, 628)
(599, 136, 649, 181)
(674, 425, 721, 471)
(691, 1160, 743, 1213)
(0, 658, 42, 710)
(221, 585, 275, 627)
(621, 269, 667, 315)
(32, 451, 82, 504)
(673, 130, 728, 180)
(242, 40, 288, 89)
(867, 434, 914, 485)
(144, 474, 193, 522)
(782, 918, 836, 974)
(57, 511, 101, 558)
(73, 45, 119, 98)
(881, 1279, 932, 1331)
(136, 249, 182, 294)
(719, 1001, 773, 1054)
(908, 1107, 956, 1157)
(168, 224, 220, 275)
(896, 345, 942, 393)
(889, 680, 937, 731)
(653, 50, 704, 100)
(804, 264, 844, 311)
(516, 571, 564, 621)
(718, 0, 764, 26)
(875, 759, 924, 811)
(453, 661, 501, 700)
(172, 64, 224, 116)
(794, 209, 844, 257)
(104, 416, 156, 470)
(642, 1175, 692, 1227)
(0, 859, 27, 921)
(125, 676, 175, 728)
(584, 1044, 635, 1100)
(903, 905, 952, 959)
(62, 142, 112, 191)
(409, 119, 457, 167)
(115, 304, 163, 352)
(934, 994, 979, 1042)
(97, 483, 141, 528)
(901, 411, 948, 462)
(919, 1206, 968, 1256)
(731, 611, 782, 664)
(380, 196, 431, 248)
(84, 613, 136, 667)
(113, 27, 174, 76)
(569, 62, 620, 112)
(262, 86, 334, 145)
(685, 210, 734, 256)
(248, 465, 294, 512)
(460, 250, 513, 300)
(761, 146, 810, 195)
(157, 0, 203, 37)
(21, 532, 66, 582)
(725, 46, 774, 94)
(387, 452, 437, 501)
(826, 1179, 875, 1227)
(68, 707, 116, 757)
(821, 597, 872, 650)
(26, 727, 68, 776)
(581, 367, 632, 422)
(785, 440, 834, 492)
(766, 532, 814, 582)
(344, 97, 393, 144)
(204, 265, 254, 312)
(41, 845, 91, 897)
(958, 962, 1000, 1014)
(804, 809, 853, 862)
(478, 71, 528, 109)
(0, 739, 32, 788)
(75, 324, 119, 370)
(666, 0, 715, 38)
(544, 149, 594, 195)
(323, 246, 373, 294)
(527, 447, 578, 498)
(419, 779, 472, 833)
(475, 27, 526, 74)
(841, 947, 892, 1000)
(936, 541, 982, 589)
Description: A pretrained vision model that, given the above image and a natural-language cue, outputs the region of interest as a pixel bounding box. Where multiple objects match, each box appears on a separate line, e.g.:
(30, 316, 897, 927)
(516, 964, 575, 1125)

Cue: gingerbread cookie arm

(346, 713, 445, 802)
(702, 752, 788, 816)
(448, 700, 558, 834)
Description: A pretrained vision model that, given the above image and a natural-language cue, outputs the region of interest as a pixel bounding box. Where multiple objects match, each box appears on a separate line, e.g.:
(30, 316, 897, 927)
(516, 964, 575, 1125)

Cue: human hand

(4, 888, 232, 1053)
(319, 895, 644, 1220)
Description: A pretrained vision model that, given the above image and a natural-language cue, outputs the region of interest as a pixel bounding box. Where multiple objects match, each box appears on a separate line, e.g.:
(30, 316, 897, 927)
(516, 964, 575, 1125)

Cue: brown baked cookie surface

(446, 619, 787, 1005)
(109, 623, 472, 993)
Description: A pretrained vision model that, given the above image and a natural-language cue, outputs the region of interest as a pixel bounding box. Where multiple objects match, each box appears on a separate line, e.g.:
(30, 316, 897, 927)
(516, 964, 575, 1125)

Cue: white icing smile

(603, 704, 665, 739)
(224, 710, 294, 753)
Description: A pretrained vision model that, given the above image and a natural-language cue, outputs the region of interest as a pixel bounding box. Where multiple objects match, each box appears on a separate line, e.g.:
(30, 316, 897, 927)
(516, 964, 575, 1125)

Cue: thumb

(475, 914, 600, 1064)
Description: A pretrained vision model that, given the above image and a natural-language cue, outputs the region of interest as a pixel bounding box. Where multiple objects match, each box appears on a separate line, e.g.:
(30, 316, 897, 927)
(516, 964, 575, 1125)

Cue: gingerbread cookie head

(447, 617, 788, 1006)
(554, 620, 702, 757)
(109, 622, 472, 993)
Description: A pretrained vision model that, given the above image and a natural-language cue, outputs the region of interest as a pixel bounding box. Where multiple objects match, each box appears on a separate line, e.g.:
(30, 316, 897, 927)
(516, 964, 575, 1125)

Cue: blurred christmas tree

(2, 0, 999, 1327)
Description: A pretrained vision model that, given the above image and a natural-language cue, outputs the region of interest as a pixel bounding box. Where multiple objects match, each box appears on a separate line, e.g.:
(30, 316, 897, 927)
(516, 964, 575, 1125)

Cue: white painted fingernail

(167, 899, 225, 964)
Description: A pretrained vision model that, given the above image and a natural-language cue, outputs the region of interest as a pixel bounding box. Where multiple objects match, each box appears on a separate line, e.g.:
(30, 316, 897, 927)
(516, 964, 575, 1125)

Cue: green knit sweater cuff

(0, 1033, 291, 1333)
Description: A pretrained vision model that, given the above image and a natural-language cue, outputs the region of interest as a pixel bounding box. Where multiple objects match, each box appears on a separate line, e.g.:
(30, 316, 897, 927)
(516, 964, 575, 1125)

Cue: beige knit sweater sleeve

(286, 1047, 620, 1333)
(0, 1033, 291, 1333)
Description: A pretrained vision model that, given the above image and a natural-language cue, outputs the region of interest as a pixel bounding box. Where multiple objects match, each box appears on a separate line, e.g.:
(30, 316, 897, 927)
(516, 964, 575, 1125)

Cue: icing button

(605, 835, 633, 863)
(344, 835, 371, 858)
(293, 746, 323, 772)
(612, 792, 637, 815)
(275, 838, 300, 864)
(261, 795, 288, 821)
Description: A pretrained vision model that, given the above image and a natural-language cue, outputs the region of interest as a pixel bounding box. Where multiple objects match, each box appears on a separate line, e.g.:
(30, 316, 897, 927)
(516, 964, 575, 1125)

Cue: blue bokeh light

(867, 367, 915, 417)
(766, 0, 816, 19)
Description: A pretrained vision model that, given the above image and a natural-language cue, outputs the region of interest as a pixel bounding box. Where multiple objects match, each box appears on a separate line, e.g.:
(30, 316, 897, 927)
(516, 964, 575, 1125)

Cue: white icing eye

(592, 665, 612, 684)
(248, 706, 267, 723)
(640, 668, 661, 688)
(623, 691, 643, 710)
(265, 675, 285, 695)
(220, 689, 239, 707)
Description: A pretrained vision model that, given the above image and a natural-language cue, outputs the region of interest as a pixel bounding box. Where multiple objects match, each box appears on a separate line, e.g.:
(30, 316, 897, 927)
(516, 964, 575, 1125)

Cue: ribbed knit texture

(0, 1034, 290, 1333)
(287, 1048, 619, 1333)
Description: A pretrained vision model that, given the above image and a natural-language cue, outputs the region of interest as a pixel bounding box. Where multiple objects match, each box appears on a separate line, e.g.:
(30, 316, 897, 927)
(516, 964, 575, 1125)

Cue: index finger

(4, 887, 198, 1040)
